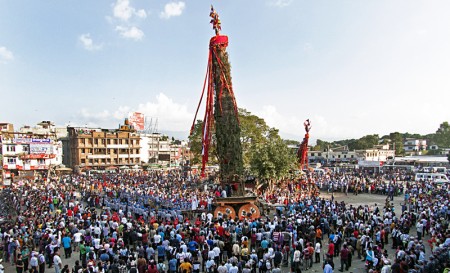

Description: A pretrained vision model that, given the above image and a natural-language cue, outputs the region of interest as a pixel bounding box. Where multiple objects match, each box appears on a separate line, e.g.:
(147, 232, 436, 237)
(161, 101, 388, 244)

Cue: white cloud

(257, 105, 303, 136)
(111, 0, 147, 41)
(256, 105, 347, 142)
(112, 0, 146, 21)
(135, 93, 192, 131)
(0, 46, 14, 63)
(77, 109, 112, 127)
(160, 2, 185, 19)
(268, 0, 293, 8)
(78, 34, 103, 51)
(115, 26, 144, 40)
(76, 93, 193, 132)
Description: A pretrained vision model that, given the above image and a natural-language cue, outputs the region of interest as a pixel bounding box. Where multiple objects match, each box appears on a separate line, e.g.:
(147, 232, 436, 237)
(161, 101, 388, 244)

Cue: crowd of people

(0, 168, 449, 273)
(259, 169, 409, 205)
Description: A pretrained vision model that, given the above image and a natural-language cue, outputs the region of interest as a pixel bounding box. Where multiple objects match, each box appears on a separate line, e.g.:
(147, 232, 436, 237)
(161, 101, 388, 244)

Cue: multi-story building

(308, 146, 357, 165)
(404, 138, 427, 153)
(19, 121, 68, 140)
(1, 133, 63, 177)
(0, 123, 14, 133)
(355, 144, 395, 168)
(0, 123, 13, 183)
(67, 125, 141, 170)
(140, 134, 190, 166)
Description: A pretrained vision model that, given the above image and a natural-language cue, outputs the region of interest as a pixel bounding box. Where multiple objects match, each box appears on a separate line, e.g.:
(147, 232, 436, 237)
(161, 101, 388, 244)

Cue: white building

(404, 138, 427, 152)
(355, 144, 395, 169)
(308, 147, 357, 164)
(139, 134, 188, 166)
(1, 134, 63, 175)
(19, 121, 68, 140)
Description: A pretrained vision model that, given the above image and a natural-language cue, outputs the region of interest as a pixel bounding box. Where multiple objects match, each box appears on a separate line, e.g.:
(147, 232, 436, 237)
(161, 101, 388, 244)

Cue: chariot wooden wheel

(238, 203, 260, 220)
(214, 205, 236, 220)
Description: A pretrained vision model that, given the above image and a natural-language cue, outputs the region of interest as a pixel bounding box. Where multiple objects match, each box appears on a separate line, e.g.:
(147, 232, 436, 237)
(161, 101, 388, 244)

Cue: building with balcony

(404, 138, 427, 153)
(1, 132, 63, 177)
(308, 146, 357, 165)
(355, 144, 395, 168)
(67, 125, 141, 170)
(139, 134, 190, 167)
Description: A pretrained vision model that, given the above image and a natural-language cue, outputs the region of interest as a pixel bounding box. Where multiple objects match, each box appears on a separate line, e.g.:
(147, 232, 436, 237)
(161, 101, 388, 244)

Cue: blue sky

(1, 0, 450, 141)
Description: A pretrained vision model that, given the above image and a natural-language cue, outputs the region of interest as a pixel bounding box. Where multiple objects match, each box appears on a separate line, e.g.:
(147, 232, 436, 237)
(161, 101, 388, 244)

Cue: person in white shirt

(323, 262, 333, 273)
(212, 245, 221, 263)
(73, 232, 82, 251)
(315, 242, 321, 263)
(217, 262, 228, 273)
(154, 234, 162, 245)
(53, 251, 62, 273)
(229, 263, 239, 273)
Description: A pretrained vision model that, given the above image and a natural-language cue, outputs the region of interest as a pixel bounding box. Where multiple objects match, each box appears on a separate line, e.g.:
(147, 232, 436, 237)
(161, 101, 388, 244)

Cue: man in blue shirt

(261, 238, 269, 249)
(188, 240, 199, 253)
(168, 257, 178, 273)
(61, 234, 72, 258)
(157, 244, 166, 263)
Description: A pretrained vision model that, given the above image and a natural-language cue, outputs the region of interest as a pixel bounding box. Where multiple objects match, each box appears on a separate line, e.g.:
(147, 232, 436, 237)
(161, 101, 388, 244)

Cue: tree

(188, 120, 218, 166)
(388, 132, 404, 155)
(249, 128, 295, 181)
(313, 139, 332, 151)
(189, 108, 295, 181)
(284, 139, 300, 146)
(239, 108, 271, 167)
(432, 122, 450, 148)
(212, 35, 243, 183)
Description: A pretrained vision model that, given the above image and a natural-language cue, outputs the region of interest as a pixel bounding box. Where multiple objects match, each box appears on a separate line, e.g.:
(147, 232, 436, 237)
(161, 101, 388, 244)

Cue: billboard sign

(128, 112, 145, 131)
(30, 144, 53, 154)
(14, 138, 51, 144)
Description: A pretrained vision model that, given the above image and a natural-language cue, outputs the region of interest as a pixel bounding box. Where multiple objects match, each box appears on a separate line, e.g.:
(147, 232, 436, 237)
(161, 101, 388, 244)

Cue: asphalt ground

(3, 191, 427, 273)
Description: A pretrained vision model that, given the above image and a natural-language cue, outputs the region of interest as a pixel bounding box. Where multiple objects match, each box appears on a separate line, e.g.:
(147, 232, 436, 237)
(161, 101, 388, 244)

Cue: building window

(102, 139, 106, 144)
(38, 159, 45, 165)
(7, 158, 16, 164)
(22, 145, 29, 152)
(6, 145, 15, 152)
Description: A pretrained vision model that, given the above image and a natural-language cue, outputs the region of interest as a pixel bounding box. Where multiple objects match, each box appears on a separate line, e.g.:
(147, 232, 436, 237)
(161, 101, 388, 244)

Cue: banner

(30, 144, 53, 154)
(14, 138, 51, 144)
(128, 112, 145, 131)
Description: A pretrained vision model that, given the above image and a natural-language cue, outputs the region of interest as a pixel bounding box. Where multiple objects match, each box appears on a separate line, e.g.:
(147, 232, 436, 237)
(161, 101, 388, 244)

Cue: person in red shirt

(67, 208, 73, 218)
(339, 244, 349, 272)
(328, 241, 335, 261)
(307, 243, 315, 268)
(353, 229, 359, 239)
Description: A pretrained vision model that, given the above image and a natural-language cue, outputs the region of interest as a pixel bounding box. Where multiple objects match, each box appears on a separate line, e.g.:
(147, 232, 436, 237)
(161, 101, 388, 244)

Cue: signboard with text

(30, 144, 53, 154)
(13, 138, 51, 144)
